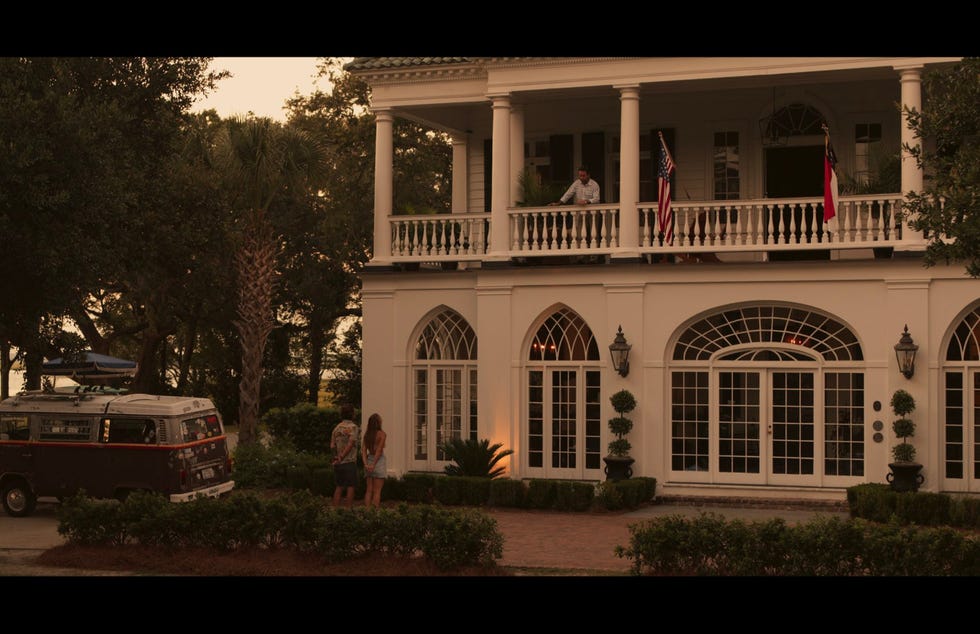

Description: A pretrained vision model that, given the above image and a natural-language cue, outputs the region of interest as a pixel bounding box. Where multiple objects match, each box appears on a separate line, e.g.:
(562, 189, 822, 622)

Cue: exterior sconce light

(894, 325, 919, 380)
(609, 325, 632, 377)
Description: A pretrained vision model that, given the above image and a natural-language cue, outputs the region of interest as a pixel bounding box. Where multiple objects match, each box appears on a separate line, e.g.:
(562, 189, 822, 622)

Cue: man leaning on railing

(550, 165, 600, 206)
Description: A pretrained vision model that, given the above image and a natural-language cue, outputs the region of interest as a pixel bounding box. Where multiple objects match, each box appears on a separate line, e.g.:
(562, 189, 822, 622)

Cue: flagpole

(821, 122, 839, 239)
(658, 130, 674, 164)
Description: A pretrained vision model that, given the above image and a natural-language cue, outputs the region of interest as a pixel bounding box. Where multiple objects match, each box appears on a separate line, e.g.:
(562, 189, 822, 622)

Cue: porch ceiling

(389, 65, 904, 137)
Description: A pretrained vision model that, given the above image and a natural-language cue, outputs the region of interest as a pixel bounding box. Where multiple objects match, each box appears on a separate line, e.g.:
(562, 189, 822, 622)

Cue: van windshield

(180, 414, 222, 442)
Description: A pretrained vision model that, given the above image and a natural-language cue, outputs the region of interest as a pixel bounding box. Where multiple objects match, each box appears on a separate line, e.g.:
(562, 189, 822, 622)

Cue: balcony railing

(386, 194, 908, 262)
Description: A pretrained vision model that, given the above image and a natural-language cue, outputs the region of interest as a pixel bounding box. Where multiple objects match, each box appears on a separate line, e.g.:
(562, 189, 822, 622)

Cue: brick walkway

(486, 498, 850, 574)
(487, 508, 636, 573)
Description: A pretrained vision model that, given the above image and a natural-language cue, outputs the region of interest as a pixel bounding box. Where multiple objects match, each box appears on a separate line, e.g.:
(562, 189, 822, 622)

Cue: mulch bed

(37, 544, 512, 577)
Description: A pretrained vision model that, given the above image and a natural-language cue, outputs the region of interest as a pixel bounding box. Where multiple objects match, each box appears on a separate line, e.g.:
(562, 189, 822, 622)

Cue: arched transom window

(529, 307, 600, 362)
(947, 307, 980, 361)
(416, 310, 477, 360)
(673, 305, 863, 361)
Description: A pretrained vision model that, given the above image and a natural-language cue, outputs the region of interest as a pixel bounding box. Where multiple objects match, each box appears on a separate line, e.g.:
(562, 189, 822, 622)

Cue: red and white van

(0, 387, 235, 517)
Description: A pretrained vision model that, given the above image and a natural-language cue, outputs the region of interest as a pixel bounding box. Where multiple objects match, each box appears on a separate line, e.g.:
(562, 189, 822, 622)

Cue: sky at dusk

(192, 57, 327, 121)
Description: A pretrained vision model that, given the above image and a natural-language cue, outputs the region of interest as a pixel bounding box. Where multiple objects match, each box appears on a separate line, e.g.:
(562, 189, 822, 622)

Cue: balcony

(386, 193, 910, 264)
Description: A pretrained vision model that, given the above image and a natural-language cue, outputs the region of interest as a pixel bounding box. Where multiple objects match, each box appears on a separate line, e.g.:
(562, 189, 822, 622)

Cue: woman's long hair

(364, 413, 382, 454)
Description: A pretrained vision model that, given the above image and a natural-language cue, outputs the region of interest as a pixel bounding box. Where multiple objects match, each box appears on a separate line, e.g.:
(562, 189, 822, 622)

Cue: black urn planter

(603, 455, 635, 482)
(887, 462, 924, 492)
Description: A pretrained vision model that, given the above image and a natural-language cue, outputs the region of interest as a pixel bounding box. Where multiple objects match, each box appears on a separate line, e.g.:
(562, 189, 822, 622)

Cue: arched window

(761, 102, 828, 143)
(529, 307, 600, 362)
(669, 304, 864, 487)
(942, 305, 980, 491)
(673, 305, 862, 361)
(411, 308, 477, 470)
(416, 310, 477, 360)
(525, 307, 601, 479)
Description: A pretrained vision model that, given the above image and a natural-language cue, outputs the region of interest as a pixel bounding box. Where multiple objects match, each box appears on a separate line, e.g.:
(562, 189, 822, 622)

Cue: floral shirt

(330, 420, 360, 464)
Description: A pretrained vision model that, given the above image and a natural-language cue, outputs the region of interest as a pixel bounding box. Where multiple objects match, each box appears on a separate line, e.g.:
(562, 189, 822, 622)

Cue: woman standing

(361, 413, 387, 508)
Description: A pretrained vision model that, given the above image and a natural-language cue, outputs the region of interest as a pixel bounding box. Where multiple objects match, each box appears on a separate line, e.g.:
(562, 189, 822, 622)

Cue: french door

(942, 369, 980, 492)
(527, 367, 601, 480)
(715, 369, 817, 486)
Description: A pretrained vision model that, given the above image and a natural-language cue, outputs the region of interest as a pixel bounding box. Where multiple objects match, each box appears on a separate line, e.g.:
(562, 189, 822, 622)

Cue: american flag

(823, 124, 839, 234)
(657, 133, 676, 244)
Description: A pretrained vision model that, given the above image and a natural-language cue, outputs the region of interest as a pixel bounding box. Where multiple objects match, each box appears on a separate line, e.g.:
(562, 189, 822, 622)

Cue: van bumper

(170, 480, 235, 503)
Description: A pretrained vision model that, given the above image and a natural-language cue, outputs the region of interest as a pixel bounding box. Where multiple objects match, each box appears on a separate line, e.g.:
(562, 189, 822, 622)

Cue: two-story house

(347, 56, 970, 503)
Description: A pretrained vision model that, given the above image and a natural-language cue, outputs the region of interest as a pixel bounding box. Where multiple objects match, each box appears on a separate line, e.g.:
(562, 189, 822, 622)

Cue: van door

(100, 417, 165, 498)
(178, 412, 232, 492)
(33, 415, 101, 498)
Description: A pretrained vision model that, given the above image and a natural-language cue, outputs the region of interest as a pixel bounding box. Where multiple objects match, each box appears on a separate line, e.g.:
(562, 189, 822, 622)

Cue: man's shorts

(334, 461, 357, 488)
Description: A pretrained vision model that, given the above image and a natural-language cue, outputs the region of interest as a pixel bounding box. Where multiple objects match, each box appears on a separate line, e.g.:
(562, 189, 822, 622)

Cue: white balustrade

(509, 204, 621, 255)
(638, 194, 904, 253)
(389, 214, 490, 260)
(385, 195, 909, 262)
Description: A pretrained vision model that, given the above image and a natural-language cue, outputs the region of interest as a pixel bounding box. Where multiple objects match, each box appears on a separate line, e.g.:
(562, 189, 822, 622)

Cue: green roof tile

(344, 57, 474, 71)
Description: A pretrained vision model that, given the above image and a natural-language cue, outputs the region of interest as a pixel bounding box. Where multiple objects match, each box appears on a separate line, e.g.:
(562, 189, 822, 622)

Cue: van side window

(39, 418, 93, 442)
(181, 414, 221, 442)
(102, 418, 157, 444)
(0, 414, 30, 441)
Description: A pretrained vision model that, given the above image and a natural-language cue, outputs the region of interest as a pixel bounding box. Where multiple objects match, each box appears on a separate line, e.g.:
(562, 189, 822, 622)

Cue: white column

(897, 66, 924, 245)
(476, 285, 515, 475)
(489, 93, 511, 260)
(371, 108, 394, 264)
(884, 280, 931, 489)
(451, 133, 468, 213)
(614, 85, 641, 260)
(510, 104, 525, 207)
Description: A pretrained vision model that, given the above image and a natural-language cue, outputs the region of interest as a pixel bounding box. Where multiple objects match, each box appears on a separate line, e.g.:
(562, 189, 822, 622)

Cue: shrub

(488, 478, 526, 508)
(617, 512, 980, 576)
(442, 437, 514, 478)
(57, 492, 125, 546)
(950, 495, 980, 529)
(433, 475, 464, 505)
(895, 491, 952, 526)
(524, 479, 557, 509)
(592, 478, 655, 511)
(608, 389, 637, 457)
(554, 481, 594, 511)
(461, 477, 492, 506)
(232, 442, 330, 490)
(594, 481, 624, 510)
(419, 508, 504, 569)
(847, 483, 895, 523)
(58, 491, 505, 571)
(890, 389, 917, 463)
(432, 476, 492, 506)
(401, 473, 436, 503)
(262, 402, 343, 455)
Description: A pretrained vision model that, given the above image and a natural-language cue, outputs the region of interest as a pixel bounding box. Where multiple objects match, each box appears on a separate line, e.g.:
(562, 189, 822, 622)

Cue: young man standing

(330, 404, 360, 509)
(551, 165, 601, 206)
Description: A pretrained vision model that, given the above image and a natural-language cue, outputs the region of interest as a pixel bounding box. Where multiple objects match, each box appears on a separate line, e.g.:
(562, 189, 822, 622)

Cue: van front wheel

(2, 480, 37, 518)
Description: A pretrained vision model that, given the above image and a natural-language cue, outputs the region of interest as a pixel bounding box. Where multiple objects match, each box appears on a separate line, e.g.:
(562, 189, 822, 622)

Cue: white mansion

(347, 57, 973, 502)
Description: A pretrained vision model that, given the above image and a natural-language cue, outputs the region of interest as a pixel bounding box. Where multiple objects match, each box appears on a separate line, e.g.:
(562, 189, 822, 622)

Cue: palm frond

(441, 437, 514, 479)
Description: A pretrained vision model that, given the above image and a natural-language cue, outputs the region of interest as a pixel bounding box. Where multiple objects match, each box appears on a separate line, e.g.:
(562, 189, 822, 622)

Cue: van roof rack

(9, 390, 93, 404)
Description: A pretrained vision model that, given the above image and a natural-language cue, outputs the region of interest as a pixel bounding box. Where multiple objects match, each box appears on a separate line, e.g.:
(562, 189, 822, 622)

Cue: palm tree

(214, 117, 325, 446)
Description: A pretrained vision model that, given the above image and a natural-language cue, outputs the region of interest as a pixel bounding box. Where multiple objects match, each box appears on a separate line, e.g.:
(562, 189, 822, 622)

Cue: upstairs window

(713, 131, 740, 200)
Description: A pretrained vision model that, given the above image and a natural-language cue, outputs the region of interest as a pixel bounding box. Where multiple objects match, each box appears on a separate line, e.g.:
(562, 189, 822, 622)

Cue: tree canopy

(903, 57, 980, 276)
(0, 56, 452, 430)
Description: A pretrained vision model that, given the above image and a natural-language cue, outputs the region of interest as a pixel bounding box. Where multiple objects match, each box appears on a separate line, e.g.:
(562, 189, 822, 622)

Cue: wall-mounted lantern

(894, 325, 919, 380)
(609, 325, 632, 378)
